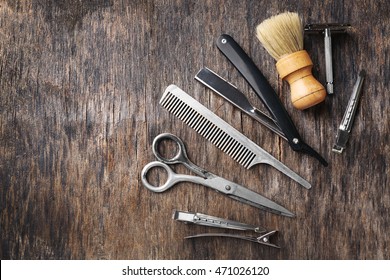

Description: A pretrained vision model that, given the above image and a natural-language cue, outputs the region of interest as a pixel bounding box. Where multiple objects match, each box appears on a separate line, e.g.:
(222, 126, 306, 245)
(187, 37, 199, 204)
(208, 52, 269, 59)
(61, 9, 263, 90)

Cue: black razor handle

(216, 34, 328, 166)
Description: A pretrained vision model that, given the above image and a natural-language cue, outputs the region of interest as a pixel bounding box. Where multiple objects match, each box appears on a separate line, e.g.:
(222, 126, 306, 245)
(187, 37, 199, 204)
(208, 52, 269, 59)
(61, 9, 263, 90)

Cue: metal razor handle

(324, 28, 334, 94)
(304, 23, 351, 95)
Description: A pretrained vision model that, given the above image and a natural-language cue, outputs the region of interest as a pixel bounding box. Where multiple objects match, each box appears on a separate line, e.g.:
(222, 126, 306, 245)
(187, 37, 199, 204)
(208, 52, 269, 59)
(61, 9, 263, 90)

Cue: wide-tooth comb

(159, 85, 311, 189)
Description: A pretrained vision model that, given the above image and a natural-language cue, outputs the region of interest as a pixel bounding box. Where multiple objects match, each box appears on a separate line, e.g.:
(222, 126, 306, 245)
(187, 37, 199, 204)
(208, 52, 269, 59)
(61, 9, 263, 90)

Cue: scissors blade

(206, 177, 295, 217)
(230, 183, 295, 218)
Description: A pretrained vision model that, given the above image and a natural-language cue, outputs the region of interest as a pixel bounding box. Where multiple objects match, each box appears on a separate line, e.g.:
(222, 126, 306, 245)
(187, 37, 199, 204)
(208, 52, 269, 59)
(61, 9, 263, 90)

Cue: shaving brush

(256, 12, 326, 110)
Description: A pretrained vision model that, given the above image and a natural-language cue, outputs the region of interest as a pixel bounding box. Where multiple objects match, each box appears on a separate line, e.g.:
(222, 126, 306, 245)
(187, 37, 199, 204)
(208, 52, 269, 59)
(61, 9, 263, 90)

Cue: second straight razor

(195, 67, 287, 141)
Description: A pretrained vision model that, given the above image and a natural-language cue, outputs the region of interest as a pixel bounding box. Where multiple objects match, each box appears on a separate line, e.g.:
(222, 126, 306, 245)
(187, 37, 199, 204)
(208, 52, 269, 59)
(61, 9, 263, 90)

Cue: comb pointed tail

(249, 156, 311, 189)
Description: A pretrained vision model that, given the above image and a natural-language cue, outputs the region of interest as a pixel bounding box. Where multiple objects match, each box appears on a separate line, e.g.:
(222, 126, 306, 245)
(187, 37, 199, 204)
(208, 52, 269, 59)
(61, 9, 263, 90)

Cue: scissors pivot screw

(225, 185, 231, 191)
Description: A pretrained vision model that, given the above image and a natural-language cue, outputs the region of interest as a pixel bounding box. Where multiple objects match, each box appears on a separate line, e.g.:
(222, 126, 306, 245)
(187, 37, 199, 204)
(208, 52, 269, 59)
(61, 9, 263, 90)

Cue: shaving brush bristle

(255, 12, 326, 110)
(256, 12, 303, 60)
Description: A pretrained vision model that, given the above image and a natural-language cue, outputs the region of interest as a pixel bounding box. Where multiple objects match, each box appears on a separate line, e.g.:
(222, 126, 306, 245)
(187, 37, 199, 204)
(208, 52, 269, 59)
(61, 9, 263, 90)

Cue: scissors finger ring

(152, 133, 209, 178)
(141, 161, 176, 192)
(152, 133, 188, 164)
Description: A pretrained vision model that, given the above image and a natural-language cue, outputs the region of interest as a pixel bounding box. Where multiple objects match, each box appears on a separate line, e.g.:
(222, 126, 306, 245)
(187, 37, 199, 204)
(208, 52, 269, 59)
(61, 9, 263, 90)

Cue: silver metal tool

(195, 68, 287, 140)
(160, 85, 311, 189)
(141, 133, 295, 217)
(185, 231, 280, 248)
(172, 210, 267, 233)
(173, 210, 279, 248)
(305, 23, 351, 94)
(333, 70, 366, 153)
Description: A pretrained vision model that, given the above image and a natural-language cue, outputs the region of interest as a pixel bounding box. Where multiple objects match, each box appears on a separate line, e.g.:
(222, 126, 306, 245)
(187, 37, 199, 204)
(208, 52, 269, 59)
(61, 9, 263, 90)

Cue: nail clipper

(333, 70, 366, 153)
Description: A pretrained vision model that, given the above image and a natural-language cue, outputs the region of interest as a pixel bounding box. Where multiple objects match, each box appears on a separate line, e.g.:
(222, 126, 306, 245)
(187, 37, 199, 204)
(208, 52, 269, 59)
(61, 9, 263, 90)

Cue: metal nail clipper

(173, 210, 280, 248)
(332, 70, 366, 153)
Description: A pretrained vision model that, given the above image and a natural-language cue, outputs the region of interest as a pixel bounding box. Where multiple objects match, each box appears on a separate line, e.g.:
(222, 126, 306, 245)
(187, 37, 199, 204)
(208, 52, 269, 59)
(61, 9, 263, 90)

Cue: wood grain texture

(0, 0, 389, 260)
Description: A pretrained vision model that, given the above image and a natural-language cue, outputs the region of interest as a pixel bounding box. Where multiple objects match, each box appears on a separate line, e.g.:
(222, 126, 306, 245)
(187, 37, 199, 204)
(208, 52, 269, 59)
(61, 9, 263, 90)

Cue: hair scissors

(141, 133, 295, 217)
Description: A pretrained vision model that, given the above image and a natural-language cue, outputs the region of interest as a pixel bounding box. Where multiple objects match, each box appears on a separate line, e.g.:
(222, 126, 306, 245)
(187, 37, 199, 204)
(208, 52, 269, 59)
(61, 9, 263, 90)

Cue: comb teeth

(160, 90, 256, 168)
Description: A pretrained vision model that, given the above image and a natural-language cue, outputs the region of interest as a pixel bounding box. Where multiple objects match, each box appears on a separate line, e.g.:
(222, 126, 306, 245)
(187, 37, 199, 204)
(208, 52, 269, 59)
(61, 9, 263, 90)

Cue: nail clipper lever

(333, 70, 366, 153)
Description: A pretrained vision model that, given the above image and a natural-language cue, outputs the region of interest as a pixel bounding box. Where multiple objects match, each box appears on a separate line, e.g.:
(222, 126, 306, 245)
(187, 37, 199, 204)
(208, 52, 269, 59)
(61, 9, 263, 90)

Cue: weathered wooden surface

(0, 0, 389, 260)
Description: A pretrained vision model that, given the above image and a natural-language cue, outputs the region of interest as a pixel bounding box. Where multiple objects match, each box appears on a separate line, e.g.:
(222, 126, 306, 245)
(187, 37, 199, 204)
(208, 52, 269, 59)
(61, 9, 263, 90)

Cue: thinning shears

(141, 133, 295, 217)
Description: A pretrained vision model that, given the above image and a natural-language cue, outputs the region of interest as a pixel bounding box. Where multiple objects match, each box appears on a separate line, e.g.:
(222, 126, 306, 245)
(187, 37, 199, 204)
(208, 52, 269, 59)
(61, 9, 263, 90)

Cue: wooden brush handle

(276, 50, 326, 110)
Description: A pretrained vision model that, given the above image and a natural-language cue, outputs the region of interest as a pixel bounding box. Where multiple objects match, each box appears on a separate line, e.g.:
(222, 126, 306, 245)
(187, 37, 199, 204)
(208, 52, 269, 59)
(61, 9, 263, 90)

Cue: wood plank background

(0, 0, 389, 260)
